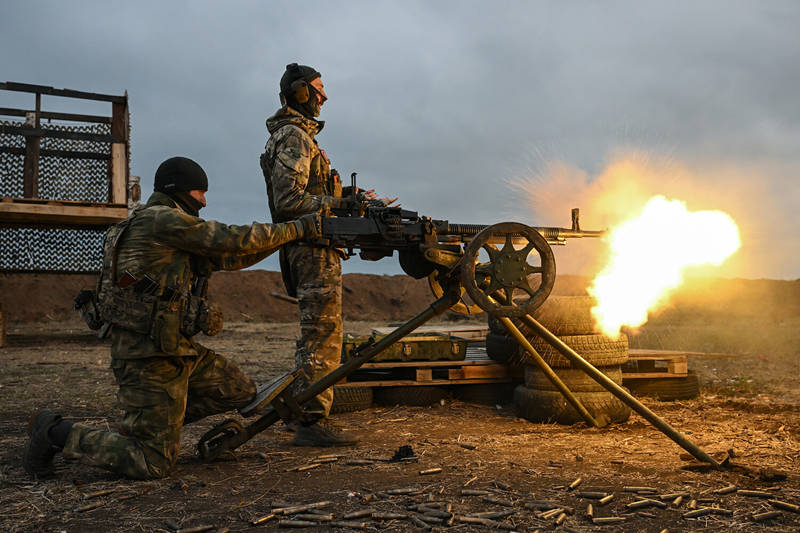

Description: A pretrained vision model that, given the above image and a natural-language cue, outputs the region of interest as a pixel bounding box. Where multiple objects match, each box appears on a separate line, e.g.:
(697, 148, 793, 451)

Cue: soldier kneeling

(22, 156, 321, 479)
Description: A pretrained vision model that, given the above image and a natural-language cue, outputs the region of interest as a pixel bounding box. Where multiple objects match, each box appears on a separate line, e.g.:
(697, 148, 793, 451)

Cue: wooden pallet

(336, 347, 521, 388)
(625, 349, 735, 379)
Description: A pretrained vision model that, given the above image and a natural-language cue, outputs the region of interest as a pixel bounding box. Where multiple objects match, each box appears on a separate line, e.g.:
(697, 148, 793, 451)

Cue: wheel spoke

(475, 263, 494, 277)
(518, 277, 538, 297)
(501, 233, 515, 254)
(519, 241, 536, 258)
(482, 243, 501, 262)
(524, 263, 543, 275)
(483, 277, 504, 297)
(503, 286, 515, 305)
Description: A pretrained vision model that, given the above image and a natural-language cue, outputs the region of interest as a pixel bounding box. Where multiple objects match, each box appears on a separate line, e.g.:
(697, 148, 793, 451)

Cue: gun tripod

(197, 222, 721, 470)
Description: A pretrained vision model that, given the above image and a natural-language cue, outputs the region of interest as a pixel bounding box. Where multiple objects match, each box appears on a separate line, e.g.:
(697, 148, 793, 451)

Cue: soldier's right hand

(297, 213, 323, 240)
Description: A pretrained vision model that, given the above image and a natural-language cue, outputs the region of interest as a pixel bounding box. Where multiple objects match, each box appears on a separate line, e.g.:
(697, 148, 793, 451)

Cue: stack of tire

(486, 296, 632, 425)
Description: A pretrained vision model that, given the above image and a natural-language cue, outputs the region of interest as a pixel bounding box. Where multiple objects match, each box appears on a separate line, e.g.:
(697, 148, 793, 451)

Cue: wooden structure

(0, 83, 131, 276)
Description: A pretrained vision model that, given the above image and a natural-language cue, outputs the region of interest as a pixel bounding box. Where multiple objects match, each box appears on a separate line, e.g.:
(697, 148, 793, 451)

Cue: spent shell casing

(567, 477, 583, 490)
(415, 505, 441, 513)
(252, 514, 276, 525)
(343, 509, 373, 519)
(697, 498, 715, 503)
(307, 509, 330, 515)
(626, 499, 660, 510)
(427, 493, 435, 501)
(386, 488, 416, 495)
(346, 459, 374, 466)
(460, 443, 477, 450)
(671, 496, 684, 508)
(175, 526, 214, 533)
(492, 480, 511, 491)
(711, 508, 733, 516)
(74, 501, 104, 512)
(84, 489, 117, 499)
(659, 492, 690, 501)
(624, 486, 657, 493)
(554, 512, 567, 525)
(539, 508, 564, 519)
(329, 522, 367, 530)
(360, 493, 375, 504)
(770, 499, 800, 513)
(364, 456, 393, 462)
(423, 511, 452, 519)
(598, 494, 614, 506)
(273, 501, 332, 515)
(482, 496, 514, 507)
(293, 514, 333, 521)
(166, 519, 182, 530)
(714, 484, 737, 495)
(444, 503, 453, 513)
(316, 454, 343, 459)
(593, 517, 627, 525)
(632, 497, 668, 509)
(586, 503, 594, 520)
(279, 520, 317, 528)
(410, 516, 432, 529)
(682, 508, 713, 519)
(296, 463, 321, 472)
(312, 457, 338, 464)
(420, 468, 442, 475)
(215, 529, 230, 533)
(659, 530, 668, 533)
(372, 512, 407, 520)
(471, 510, 516, 519)
(459, 517, 486, 524)
(574, 491, 607, 499)
(688, 499, 698, 510)
(524, 501, 557, 511)
(445, 514, 456, 527)
(562, 528, 582, 533)
(415, 515, 443, 524)
(751, 511, 782, 522)
(637, 511, 657, 518)
(461, 489, 489, 496)
(738, 490, 773, 498)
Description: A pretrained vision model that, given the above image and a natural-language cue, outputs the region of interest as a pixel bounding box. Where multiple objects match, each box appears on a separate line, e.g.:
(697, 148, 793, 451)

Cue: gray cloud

(2, 0, 798, 278)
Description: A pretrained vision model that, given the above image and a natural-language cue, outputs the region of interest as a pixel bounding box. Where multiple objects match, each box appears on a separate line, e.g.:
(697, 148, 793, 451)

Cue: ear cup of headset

(290, 79, 309, 104)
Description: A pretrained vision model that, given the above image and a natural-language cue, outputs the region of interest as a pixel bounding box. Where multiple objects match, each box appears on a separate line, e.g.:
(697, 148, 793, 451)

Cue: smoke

(506, 146, 785, 280)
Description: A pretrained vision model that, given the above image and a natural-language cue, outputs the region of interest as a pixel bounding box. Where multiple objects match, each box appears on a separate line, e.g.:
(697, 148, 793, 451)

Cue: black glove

(295, 213, 323, 240)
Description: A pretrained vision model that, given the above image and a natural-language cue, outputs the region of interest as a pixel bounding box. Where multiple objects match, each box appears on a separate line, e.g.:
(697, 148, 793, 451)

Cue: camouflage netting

(1, 119, 113, 272)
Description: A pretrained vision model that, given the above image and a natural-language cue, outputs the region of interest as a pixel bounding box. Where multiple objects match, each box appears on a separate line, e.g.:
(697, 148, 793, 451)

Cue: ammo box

(342, 333, 468, 363)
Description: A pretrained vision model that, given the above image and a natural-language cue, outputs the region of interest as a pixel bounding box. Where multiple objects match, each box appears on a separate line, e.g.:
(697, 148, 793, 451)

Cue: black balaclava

(154, 156, 208, 216)
(280, 63, 323, 120)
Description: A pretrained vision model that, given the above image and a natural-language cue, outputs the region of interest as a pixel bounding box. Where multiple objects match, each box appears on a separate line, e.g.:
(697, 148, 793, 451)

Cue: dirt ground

(1, 272, 800, 532)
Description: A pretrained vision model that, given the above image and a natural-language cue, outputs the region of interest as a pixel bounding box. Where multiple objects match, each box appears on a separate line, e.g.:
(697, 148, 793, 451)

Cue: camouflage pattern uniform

(61, 191, 302, 479)
(261, 105, 346, 419)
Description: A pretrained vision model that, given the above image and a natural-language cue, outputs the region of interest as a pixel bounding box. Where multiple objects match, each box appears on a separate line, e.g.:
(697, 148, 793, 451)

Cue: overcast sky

(2, 1, 799, 280)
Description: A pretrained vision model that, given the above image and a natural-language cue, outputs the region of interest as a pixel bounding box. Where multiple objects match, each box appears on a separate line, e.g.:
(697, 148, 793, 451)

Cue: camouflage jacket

(261, 106, 345, 223)
(105, 191, 301, 359)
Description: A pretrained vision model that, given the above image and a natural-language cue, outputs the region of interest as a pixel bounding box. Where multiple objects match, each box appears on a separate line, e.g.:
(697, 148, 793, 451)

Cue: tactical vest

(261, 123, 341, 224)
(93, 205, 221, 351)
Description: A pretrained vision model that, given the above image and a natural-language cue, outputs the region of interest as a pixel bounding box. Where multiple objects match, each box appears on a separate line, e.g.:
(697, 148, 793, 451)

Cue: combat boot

(292, 419, 359, 447)
(22, 408, 62, 478)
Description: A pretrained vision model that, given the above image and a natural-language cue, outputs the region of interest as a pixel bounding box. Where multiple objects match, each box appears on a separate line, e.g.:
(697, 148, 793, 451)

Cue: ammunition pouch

(73, 288, 104, 331)
(98, 287, 160, 335)
(182, 294, 223, 337)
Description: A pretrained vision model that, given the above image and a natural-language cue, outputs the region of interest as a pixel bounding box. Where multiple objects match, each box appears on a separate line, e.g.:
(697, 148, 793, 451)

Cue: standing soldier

(260, 64, 394, 446)
(22, 157, 322, 479)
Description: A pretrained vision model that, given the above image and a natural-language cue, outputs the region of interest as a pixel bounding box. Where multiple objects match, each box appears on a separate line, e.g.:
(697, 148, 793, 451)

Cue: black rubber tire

(523, 333, 629, 368)
(623, 371, 701, 401)
(330, 386, 373, 414)
(373, 386, 448, 407)
(524, 365, 623, 392)
(488, 296, 600, 337)
(485, 332, 522, 364)
(450, 383, 516, 406)
(513, 385, 631, 425)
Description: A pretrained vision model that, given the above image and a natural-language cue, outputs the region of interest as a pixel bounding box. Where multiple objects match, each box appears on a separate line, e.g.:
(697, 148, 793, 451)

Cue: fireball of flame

(589, 195, 741, 337)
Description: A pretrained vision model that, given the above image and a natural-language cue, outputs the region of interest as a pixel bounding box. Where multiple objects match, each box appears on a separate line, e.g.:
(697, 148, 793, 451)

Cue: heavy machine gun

(196, 186, 723, 470)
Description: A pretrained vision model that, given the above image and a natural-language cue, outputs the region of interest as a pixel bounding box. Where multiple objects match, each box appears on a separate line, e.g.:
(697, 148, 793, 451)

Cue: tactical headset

(286, 63, 310, 104)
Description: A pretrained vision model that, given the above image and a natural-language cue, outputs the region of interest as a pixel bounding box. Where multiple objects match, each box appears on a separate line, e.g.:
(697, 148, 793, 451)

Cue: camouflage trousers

(61, 343, 255, 479)
(284, 243, 342, 419)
